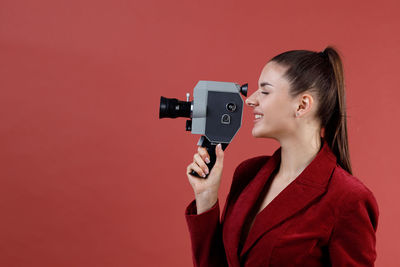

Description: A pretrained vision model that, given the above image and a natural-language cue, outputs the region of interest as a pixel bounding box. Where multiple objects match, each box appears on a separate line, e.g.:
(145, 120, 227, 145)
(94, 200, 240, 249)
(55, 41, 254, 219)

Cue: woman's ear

(295, 93, 314, 117)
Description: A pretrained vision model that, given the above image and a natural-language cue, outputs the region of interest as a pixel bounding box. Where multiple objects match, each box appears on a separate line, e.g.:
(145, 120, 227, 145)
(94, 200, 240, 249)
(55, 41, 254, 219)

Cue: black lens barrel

(159, 96, 191, 119)
(240, 83, 248, 97)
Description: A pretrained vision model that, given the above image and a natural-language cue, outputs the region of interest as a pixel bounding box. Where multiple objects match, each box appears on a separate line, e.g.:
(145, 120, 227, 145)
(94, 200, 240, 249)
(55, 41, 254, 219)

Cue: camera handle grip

(190, 136, 228, 179)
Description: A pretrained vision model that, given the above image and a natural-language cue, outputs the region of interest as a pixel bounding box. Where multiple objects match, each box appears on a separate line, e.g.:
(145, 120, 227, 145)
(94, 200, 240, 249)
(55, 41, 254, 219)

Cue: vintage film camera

(159, 81, 248, 178)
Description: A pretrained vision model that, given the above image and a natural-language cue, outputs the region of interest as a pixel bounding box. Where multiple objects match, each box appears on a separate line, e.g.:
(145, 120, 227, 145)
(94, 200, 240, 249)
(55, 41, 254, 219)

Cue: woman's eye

(261, 92, 269, 95)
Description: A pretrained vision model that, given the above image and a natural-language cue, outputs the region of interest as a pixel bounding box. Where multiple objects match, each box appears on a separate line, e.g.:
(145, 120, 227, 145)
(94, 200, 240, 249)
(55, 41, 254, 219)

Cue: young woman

(185, 47, 379, 266)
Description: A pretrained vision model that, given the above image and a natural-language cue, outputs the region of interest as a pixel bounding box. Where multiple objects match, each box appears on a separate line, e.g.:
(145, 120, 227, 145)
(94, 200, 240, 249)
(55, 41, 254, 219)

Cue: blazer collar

(223, 139, 337, 262)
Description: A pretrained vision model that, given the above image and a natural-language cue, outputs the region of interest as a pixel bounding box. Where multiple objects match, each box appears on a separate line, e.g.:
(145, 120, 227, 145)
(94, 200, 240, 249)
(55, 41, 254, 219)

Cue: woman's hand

(186, 144, 224, 214)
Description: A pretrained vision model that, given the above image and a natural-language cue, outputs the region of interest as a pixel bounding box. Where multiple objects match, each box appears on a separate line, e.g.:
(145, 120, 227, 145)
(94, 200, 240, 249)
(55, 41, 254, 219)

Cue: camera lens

(226, 102, 237, 112)
(159, 96, 191, 119)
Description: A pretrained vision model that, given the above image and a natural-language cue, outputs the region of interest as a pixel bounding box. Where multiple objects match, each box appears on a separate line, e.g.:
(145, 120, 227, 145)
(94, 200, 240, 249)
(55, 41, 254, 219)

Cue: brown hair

(270, 46, 352, 174)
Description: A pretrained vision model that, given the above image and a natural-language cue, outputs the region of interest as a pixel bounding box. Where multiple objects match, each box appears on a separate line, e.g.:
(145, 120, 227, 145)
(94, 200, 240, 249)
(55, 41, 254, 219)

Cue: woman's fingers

(187, 161, 207, 178)
(193, 153, 209, 175)
(197, 146, 211, 164)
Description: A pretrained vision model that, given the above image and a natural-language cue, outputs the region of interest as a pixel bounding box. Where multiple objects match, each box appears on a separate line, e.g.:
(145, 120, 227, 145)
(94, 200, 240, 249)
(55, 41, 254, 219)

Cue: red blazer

(185, 141, 379, 266)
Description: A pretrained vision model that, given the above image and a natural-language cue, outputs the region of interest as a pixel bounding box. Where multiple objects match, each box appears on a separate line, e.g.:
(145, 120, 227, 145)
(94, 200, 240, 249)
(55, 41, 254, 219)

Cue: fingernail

(205, 158, 210, 164)
(217, 144, 222, 148)
(202, 173, 206, 178)
(205, 168, 209, 175)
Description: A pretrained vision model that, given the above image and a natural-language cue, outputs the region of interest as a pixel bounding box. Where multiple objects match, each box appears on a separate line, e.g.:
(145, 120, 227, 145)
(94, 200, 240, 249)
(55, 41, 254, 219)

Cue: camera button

(226, 103, 237, 112)
(221, 114, 231, 124)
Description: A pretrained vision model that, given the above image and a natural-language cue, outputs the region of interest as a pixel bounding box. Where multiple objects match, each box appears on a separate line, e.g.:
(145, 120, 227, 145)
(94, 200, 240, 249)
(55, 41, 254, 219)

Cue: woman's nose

(245, 91, 258, 107)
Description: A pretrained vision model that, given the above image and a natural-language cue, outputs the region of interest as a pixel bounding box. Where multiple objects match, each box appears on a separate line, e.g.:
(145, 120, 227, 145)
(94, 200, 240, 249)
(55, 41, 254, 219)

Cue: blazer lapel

(240, 141, 337, 258)
(223, 148, 281, 266)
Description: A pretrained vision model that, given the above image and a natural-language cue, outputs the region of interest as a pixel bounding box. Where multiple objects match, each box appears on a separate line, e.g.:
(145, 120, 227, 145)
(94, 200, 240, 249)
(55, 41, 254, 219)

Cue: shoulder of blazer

(330, 166, 376, 202)
(227, 155, 271, 204)
(329, 165, 379, 229)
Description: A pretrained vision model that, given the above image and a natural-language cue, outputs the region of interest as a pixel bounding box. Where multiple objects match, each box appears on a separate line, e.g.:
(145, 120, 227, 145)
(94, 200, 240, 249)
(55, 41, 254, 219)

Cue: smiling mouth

(254, 114, 263, 122)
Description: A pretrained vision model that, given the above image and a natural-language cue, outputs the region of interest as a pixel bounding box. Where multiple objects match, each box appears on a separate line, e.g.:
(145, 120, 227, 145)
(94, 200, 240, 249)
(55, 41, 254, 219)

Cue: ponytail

(323, 47, 352, 174)
(270, 46, 352, 174)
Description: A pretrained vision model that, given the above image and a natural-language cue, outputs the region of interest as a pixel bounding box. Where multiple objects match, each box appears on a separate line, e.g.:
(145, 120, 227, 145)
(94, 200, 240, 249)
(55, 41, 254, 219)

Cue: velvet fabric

(185, 141, 379, 266)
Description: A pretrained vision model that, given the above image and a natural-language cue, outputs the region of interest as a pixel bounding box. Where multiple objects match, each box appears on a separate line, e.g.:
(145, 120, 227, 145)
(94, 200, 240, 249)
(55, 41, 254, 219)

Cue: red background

(0, 0, 399, 266)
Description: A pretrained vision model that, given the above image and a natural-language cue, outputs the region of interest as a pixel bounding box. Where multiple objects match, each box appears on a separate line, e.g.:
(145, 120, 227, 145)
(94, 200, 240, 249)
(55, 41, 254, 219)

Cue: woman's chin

(251, 128, 263, 138)
(252, 127, 272, 139)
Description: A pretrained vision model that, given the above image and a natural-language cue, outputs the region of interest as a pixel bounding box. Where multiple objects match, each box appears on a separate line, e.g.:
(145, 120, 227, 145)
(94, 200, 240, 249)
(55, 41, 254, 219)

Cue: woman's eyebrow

(259, 82, 273, 87)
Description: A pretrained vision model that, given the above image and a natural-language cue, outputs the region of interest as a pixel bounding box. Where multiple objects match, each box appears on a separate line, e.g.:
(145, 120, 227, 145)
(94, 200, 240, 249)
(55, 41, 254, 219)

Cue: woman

(185, 47, 379, 267)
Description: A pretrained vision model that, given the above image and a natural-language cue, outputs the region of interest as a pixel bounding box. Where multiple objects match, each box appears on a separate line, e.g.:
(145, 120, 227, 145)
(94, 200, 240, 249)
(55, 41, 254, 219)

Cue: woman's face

(246, 61, 299, 139)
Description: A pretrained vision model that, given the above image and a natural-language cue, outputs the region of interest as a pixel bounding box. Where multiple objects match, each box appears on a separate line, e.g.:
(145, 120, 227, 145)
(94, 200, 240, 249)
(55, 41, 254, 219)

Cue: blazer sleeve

(328, 187, 379, 266)
(185, 199, 228, 267)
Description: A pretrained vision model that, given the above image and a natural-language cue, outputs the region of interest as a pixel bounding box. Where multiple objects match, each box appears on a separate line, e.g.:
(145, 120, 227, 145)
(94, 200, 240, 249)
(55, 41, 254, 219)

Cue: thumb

(214, 144, 224, 167)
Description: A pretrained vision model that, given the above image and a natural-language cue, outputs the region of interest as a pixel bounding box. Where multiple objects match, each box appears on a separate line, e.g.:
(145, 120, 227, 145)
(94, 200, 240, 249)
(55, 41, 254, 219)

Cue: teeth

(255, 114, 263, 119)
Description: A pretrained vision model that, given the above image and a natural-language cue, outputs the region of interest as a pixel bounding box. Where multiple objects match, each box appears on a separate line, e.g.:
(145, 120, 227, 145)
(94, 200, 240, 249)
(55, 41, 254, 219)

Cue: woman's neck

(276, 131, 322, 183)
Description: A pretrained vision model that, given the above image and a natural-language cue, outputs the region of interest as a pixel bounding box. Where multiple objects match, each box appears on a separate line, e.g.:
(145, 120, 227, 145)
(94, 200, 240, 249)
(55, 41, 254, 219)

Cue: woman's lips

(254, 113, 263, 123)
